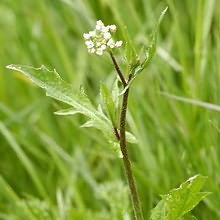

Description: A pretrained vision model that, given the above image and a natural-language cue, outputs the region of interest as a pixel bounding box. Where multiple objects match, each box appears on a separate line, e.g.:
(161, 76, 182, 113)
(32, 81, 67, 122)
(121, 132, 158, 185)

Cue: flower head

(83, 20, 123, 56)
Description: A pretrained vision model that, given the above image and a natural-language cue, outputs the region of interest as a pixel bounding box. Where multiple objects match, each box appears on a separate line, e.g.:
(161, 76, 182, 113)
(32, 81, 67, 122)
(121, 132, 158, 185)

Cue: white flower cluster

(83, 20, 123, 56)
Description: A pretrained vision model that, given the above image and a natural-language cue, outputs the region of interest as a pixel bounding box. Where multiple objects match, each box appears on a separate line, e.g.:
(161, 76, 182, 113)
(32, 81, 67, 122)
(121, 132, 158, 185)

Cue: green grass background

(0, 0, 220, 219)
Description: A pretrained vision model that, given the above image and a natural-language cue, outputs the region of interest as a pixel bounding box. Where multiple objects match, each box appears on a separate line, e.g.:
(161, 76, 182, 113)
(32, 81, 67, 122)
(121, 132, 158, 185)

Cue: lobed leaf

(150, 175, 209, 220)
(7, 65, 138, 157)
(6, 65, 113, 139)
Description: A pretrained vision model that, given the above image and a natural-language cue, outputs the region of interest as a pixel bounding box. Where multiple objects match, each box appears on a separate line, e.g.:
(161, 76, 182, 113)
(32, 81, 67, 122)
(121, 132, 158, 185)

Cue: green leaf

(0, 176, 19, 204)
(150, 200, 166, 220)
(165, 175, 209, 220)
(0, 122, 47, 197)
(135, 7, 168, 75)
(142, 7, 168, 69)
(109, 141, 123, 158)
(111, 79, 120, 113)
(121, 25, 139, 68)
(7, 65, 94, 113)
(150, 175, 210, 220)
(6, 65, 113, 140)
(161, 92, 220, 112)
(125, 131, 138, 144)
(100, 82, 138, 144)
(80, 120, 96, 128)
(7, 64, 138, 157)
(100, 83, 117, 126)
(54, 108, 80, 116)
(180, 214, 197, 220)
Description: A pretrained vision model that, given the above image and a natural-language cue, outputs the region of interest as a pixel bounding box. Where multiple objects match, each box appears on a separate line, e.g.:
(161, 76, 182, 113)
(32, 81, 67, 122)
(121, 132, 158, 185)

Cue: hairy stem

(110, 53, 144, 220)
(119, 81, 144, 220)
(109, 51, 127, 87)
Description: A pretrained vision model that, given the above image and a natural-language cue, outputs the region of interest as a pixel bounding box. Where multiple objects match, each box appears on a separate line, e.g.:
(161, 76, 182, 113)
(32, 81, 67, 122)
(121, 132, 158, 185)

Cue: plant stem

(109, 51, 127, 87)
(119, 81, 144, 220)
(110, 52, 144, 220)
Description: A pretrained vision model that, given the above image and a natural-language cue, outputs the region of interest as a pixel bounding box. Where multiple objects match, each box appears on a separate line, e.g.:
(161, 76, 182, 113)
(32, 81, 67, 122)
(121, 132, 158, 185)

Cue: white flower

(100, 44, 107, 50)
(96, 42, 101, 47)
(115, 41, 123, 47)
(107, 39, 115, 48)
(96, 49, 103, 56)
(88, 48, 95, 53)
(85, 40, 94, 48)
(83, 33, 90, 39)
(103, 32, 111, 40)
(96, 25, 102, 31)
(96, 20, 104, 26)
(102, 26, 109, 33)
(83, 20, 123, 56)
(85, 40, 92, 45)
(96, 20, 104, 31)
(89, 31, 95, 37)
(109, 25, 116, 32)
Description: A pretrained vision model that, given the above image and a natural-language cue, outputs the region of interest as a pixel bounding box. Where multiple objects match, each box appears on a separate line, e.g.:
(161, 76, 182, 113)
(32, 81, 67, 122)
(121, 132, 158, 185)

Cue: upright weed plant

(7, 8, 209, 220)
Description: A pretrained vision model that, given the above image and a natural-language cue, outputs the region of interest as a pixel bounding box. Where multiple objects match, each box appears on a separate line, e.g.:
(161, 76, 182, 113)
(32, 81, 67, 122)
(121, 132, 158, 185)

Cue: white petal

(96, 42, 101, 47)
(96, 24, 102, 31)
(96, 20, 104, 26)
(107, 39, 114, 45)
(102, 26, 109, 33)
(87, 44, 94, 49)
(83, 33, 90, 39)
(88, 48, 95, 53)
(109, 25, 116, 32)
(85, 40, 94, 48)
(107, 39, 115, 47)
(100, 44, 107, 50)
(85, 40, 93, 46)
(89, 31, 95, 37)
(103, 32, 111, 40)
(115, 40, 123, 47)
(96, 49, 103, 56)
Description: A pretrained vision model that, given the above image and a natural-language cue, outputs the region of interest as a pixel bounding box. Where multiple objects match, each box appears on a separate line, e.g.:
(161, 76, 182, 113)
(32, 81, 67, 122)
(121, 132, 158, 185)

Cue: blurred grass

(0, 0, 220, 219)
